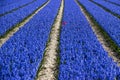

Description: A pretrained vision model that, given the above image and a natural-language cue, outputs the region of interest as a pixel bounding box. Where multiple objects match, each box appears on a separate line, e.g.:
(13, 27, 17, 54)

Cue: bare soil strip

(0, 0, 36, 17)
(75, 0, 120, 66)
(0, 0, 50, 47)
(35, 0, 64, 80)
(89, 0, 120, 19)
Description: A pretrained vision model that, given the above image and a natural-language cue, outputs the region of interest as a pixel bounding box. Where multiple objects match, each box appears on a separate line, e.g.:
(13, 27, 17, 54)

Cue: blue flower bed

(0, 0, 23, 7)
(0, 0, 34, 14)
(109, 0, 120, 5)
(0, 0, 47, 36)
(58, 0, 120, 79)
(0, 0, 60, 79)
(93, 0, 120, 14)
(79, 0, 120, 47)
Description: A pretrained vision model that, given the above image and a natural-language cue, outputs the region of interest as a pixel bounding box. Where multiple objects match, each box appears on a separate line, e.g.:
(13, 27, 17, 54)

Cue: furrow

(0, 0, 50, 47)
(0, 0, 36, 17)
(89, 0, 120, 19)
(75, 0, 120, 65)
(35, 0, 64, 80)
(104, 0, 120, 7)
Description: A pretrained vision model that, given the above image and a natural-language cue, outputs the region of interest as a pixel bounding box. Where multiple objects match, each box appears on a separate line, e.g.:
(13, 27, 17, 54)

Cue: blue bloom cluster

(0, 0, 60, 79)
(79, 0, 120, 47)
(0, 0, 34, 14)
(58, 0, 120, 79)
(93, 0, 120, 14)
(0, 0, 47, 36)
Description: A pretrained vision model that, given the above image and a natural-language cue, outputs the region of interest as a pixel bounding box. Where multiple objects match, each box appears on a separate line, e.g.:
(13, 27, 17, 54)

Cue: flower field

(0, 0, 120, 80)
